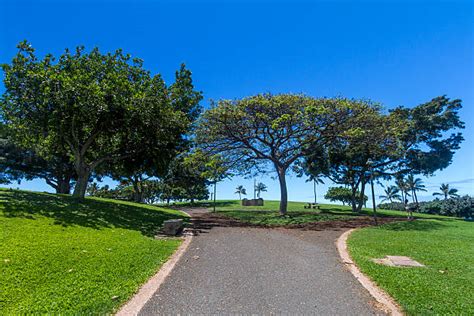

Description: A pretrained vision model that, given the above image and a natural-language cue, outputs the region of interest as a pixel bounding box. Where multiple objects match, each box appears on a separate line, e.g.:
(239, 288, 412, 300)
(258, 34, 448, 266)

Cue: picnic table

(304, 202, 320, 210)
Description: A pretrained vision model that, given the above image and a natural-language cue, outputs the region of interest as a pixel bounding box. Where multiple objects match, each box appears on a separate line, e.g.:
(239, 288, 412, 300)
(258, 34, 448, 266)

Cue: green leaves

(1, 42, 202, 198)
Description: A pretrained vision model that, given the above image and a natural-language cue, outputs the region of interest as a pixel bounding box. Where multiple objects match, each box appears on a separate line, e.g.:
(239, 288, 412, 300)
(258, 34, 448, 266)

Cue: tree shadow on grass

(0, 190, 187, 237)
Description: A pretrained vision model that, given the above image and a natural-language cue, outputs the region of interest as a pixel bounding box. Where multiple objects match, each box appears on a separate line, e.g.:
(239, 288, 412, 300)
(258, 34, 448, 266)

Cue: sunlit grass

(348, 219, 474, 315)
(0, 189, 187, 314)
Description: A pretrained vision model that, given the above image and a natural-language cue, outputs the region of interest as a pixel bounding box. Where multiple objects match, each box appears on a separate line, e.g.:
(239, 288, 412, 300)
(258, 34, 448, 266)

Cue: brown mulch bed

(185, 211, 408, 234)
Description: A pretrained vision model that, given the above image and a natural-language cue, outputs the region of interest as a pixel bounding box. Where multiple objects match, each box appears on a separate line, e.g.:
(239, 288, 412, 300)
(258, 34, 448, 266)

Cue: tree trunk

(276, 166, 288, 215)
(56, 176, 71, 194)
(73, 170, 90, 199)
(356, 179, 367, 212)
(213, 182, 217, 212)
(313, 180, 317, 204)
(132, 180, 144, 203)
(370, 178, 378, 225)
(350, 184, 358, 213)
(72, 158, 90, 199)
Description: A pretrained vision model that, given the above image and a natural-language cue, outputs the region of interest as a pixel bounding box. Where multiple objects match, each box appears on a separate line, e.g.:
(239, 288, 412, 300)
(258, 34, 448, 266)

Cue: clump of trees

(195, 94, 364, 215)
(379, 195, 473, 218)
(196, 93, 464, 215)
(0, 43, 466, 212)
(1, 41, 202, 201)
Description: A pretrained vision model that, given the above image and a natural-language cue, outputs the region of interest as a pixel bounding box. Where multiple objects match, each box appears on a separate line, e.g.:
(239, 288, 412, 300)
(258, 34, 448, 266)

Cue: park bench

(304, 202, 320, 210)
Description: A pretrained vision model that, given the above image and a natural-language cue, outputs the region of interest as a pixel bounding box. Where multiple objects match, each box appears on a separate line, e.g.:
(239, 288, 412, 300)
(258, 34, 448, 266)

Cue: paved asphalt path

(140, 224, 384, 315)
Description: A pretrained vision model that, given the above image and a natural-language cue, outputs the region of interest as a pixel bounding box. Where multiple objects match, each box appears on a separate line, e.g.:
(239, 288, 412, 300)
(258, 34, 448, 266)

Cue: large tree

(304, 96, 464, 213)
(324, 186, 367, 206)
(195, 94, 358, 215)
(1, 42, 201, 198)
(304, 100, 402, 212)
(106, 65, 202, 203)
(183, 149, 230, 211)
(159, 154, 211, 204)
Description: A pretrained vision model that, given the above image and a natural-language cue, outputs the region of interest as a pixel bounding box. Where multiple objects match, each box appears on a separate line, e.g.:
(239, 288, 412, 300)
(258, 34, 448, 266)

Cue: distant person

(405, 198, 413, 220)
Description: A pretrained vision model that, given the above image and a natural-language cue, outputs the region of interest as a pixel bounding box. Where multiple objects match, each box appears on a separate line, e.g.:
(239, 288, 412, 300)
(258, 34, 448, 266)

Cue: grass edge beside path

(0, 189, 187, 314)
(347, 219, 474, 315)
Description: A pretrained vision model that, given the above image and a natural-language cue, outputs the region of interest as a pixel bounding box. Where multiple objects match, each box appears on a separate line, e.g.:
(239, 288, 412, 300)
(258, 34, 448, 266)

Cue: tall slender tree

(234, 185, 247, 200)
(395, 176, 411, 205)
(255, 182, 267, 198)
(379, 185, 402, 203)
(433, 183, 459, 200)
(406, 174, 427, 205)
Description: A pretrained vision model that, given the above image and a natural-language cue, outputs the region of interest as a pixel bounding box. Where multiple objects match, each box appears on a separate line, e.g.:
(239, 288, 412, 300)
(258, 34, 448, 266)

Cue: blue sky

(1, 0, 473, 204)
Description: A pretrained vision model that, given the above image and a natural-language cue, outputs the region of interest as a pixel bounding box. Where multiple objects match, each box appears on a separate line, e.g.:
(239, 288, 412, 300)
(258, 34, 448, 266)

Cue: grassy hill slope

(0, 189, 187, 314)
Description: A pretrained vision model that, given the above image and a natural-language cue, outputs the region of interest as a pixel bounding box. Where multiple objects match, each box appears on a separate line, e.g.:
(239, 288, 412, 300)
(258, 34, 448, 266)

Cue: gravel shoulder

(140, 225, 384, 315)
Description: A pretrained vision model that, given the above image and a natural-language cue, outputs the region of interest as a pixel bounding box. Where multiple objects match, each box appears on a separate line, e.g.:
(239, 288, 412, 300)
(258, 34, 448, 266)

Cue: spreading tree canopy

(303, 96, 464, 212)
(195, 94, 358, 215)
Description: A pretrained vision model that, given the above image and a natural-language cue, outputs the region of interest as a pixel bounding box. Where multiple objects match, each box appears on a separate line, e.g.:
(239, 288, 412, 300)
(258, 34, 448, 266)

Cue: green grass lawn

(348, 219, 474, 315)
(0, 189, 187, 314)
(186, 200, 444, 226)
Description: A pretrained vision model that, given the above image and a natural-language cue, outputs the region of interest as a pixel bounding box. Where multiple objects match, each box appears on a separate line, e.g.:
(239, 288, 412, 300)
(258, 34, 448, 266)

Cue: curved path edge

(116, 235, 193, 316)
(336, 228, 404, 316)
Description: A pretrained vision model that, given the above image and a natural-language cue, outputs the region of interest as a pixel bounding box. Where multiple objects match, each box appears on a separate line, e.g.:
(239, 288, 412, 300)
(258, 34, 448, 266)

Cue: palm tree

(433, 183, 459, 200)
(379, 185, 401, 203)
(406, 174, 427, 205)
(255, 182, 267, 198)
(234, 185, 247, 200)
(307, 175, 324, 204)
(395, 176, 411, 205)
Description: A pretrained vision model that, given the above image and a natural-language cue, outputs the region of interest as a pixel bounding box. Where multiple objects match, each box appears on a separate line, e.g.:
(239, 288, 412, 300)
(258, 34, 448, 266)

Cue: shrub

(419, 196, 473, 218)
(378, 202, 405, 211)
(379, 196, 473, 218)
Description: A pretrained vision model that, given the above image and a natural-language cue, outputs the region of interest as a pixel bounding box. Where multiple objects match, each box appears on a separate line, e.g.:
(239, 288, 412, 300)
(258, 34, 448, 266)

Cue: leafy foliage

(379, 185, 401, 203)
(160, 155, 210, 204)
(196, 94, 358, 214)
(304, 96, 464, 213)
(378, 202, 406, 211)
(324, 186, 367, 206)
(1, 42, 201, 198)
(0, 122, 75, 193)
(420, 196, 473, 218)
(378, 195, 473, 218)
